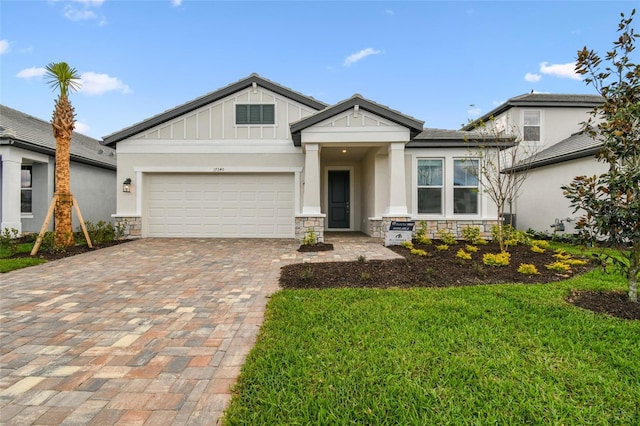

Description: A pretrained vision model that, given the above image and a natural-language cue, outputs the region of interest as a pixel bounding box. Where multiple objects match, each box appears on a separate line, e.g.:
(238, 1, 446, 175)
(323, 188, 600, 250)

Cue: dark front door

(328, 170, 350, 228)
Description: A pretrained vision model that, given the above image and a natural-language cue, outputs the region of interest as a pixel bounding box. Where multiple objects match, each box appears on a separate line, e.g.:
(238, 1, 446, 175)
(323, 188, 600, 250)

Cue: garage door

(146, 173, 294, 238)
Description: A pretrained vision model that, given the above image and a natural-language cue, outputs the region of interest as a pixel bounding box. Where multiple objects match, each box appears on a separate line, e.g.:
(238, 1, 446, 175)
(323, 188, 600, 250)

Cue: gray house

(0, 105, 117, 235)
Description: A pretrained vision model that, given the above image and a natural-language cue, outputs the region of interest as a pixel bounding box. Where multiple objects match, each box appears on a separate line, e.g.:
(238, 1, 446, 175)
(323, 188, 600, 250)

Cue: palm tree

(45, 62, 81, 247)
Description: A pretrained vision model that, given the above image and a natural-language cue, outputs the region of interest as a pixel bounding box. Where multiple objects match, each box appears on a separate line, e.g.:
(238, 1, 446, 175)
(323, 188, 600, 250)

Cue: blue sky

(0, 1, 635, 140)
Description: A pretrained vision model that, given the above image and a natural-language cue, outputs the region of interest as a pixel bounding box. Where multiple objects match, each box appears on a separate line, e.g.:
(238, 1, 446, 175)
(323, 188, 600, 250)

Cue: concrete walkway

(0, 234, 400, 425)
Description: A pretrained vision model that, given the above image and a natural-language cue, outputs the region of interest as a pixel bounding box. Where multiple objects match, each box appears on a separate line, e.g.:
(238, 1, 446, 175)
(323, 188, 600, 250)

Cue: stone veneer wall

(369, 218, 500, 240)
(114, 216, 142, 239)
(295, 216, 325, 243)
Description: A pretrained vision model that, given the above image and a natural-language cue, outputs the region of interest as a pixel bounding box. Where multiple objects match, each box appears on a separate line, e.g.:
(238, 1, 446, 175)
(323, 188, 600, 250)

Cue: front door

(328, 170, 350, 228)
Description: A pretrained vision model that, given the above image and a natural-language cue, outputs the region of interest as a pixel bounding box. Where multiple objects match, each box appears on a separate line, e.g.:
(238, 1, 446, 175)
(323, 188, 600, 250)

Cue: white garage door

(146, 173, 295, 238)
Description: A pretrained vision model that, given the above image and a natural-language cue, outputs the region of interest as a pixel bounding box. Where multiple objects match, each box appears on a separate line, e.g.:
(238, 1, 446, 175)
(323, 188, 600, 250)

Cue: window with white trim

(453, 159, 479, 214)
(417, 159, 443, 214)
(21, 165, 32, 214)
(235, 104, 275, 125)
(523, 111, 540, 142)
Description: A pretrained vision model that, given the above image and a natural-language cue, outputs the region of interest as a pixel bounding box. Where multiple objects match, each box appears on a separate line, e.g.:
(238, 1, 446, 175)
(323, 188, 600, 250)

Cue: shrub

(563, 258, 588, 266)
(436, 244, 449, 251)
(299, 265, 313, 280)
(415, 221, 432, 245)
(81, 221, 117, 244)
(456, 249, 472, 260)
(1, 228, 20, 257)
(357, 255, 367, 263)
(424, 267, 434, 282)
(491, 224, 530, 248)
(530, 239, 550, 249)
(361, 272, 372, 281)
(400, 241, 414, 250)
(410, 248, 428, 257)
(465, 244, 479, 253)
(462, 226, 485, 245)
(553, 250, 572, 261)
(483, 252, 511, 267)
(531, 245, 546, 254)
(473, 263, 487, 278)
(546, 261, 571, 272)
(518, 263, 540, 275)
(302, 229, 317, 246)
(438, 229, 457, 245)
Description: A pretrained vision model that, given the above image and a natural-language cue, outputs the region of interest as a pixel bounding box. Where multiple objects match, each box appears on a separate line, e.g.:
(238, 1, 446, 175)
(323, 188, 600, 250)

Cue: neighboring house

(463, 93, 605, 234)
(0, 105, 117, 235)
(103, 73, 513, 241)
(507, 131, 607, 234)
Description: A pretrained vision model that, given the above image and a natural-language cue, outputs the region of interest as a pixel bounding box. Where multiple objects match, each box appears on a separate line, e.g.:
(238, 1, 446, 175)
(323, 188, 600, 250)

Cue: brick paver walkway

(1, 234, 400, 425)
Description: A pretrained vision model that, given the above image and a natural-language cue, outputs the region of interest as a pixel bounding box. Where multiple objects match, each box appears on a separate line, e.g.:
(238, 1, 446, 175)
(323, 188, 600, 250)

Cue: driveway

(0, 236, 400, 425)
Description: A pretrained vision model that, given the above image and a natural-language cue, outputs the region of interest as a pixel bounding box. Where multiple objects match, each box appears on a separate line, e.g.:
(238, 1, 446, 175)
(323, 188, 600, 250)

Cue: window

(453, 159, 479, 214)
(523, 111, 540, 141)
(417, 159, 443, 214)
(235, 104, 275, 124)
(21, 165, 32, 214)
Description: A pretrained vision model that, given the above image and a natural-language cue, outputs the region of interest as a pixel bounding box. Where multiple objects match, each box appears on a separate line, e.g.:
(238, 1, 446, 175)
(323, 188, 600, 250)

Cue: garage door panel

(146, 173, 294, 238)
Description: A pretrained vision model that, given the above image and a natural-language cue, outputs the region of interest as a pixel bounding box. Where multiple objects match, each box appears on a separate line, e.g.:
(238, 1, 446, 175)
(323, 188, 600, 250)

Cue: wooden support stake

(73, 197, 92, 249)
(30, 194, 57, 256)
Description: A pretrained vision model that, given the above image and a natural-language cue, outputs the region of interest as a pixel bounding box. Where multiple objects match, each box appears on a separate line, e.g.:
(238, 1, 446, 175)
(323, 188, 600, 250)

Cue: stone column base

(113, 216, 142, 239)
(295, 215, 326, 243)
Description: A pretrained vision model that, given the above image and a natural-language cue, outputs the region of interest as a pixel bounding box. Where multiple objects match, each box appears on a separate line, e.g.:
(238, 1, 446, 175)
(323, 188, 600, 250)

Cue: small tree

(562, 9, 639, 302)
(45, 62, 81, 247)
(465, 118, 538, 252)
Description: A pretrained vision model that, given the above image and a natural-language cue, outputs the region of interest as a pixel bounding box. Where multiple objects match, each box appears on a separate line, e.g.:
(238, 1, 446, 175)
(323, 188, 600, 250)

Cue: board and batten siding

(133, 87, 318, 141)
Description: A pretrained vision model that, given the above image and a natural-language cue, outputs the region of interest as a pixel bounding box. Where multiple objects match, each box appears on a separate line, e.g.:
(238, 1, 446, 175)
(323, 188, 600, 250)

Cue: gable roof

(462, 93, 604, 130)
(0, 104, 116, 169)
(290, 94, 424, 146)
(102, 73, 329, 146)
(506, 131, 602, 172)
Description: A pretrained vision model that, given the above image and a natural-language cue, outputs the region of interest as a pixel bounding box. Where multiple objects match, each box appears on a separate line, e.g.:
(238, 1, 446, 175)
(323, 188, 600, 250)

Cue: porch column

(302, 143, 321, 214)
(385, 142, 408, 216)
(1, 155, 23, 233)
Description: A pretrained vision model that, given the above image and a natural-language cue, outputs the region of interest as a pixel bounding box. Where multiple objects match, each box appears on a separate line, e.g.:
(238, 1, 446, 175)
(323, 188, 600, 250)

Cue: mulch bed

(11, 239, 132, 261)
(281, 241, 639, 321)
(297, 242, 334, 252)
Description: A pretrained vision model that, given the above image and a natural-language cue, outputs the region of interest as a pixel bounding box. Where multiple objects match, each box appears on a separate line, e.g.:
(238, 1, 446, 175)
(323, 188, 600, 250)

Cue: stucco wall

(515, 157, 608, 234)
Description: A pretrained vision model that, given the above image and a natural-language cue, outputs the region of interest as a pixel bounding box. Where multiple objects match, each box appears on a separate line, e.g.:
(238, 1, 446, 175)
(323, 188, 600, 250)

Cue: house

(463, 92, 605, 234)
(103, 73, 514, 241)
(0, 105, 117, 235)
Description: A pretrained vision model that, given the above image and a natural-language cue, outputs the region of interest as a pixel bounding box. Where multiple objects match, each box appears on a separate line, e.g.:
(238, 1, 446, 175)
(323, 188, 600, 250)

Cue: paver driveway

(1, 235, 401, 425)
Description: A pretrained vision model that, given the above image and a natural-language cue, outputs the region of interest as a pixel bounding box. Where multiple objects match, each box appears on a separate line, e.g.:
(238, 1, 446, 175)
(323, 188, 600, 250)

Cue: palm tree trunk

(53, 95, 75, 247)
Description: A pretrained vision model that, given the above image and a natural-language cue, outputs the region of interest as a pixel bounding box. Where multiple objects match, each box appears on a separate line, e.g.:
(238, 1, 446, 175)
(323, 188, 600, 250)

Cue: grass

(223, 269, 640, 425)
(0, 242, 46, 273)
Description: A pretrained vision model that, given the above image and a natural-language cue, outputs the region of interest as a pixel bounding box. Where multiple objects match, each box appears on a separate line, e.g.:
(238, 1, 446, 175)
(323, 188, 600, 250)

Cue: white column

(302, 143, 321, 215)
(1, 155, 23, 233)
(385, 142, 408, 216)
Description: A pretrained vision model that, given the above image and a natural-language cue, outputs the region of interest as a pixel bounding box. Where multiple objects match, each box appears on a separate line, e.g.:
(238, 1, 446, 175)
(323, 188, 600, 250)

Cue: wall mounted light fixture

(122, 178, 132, 193)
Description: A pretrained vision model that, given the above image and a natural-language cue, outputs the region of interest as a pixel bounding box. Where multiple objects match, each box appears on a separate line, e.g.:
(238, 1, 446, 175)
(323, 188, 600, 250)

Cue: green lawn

(223, 269, 640, 425)
(0, 242, 46, 273)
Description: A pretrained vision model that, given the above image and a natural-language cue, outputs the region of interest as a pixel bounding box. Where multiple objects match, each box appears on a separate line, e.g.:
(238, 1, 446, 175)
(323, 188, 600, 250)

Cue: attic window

(236, 104, 275, 125)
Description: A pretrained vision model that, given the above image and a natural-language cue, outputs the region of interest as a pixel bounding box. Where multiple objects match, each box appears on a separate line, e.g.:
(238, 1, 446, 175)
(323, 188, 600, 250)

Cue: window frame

(453, 158, 480, 215)
(416, 158, 444, 215)
(235, 104, 275, 125)
(21, 165, 33, 214)
(523, 110, 541, 142)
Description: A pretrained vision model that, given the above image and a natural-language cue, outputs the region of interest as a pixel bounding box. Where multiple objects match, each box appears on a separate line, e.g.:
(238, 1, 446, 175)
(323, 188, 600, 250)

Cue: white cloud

(64, 5, 97, 21)
(62, 0, 106, 24)
(171, 0, 183, 6)
(344, 48, 381, 67)
(0, 40, 10, 55)
(539, 61, 581, 80)
(17, 67, 46, 79)
(467, 106, 482, 118)
(524, 73, 541, 83)
(74, 121, 90, 134)
(79, 72, 131, 95)
(72, 0, 105, 5)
